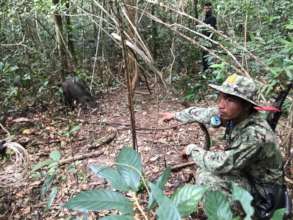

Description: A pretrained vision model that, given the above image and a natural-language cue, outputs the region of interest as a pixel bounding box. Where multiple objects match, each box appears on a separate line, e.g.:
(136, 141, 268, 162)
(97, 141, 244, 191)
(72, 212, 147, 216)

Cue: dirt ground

(0, 84, 292, 219)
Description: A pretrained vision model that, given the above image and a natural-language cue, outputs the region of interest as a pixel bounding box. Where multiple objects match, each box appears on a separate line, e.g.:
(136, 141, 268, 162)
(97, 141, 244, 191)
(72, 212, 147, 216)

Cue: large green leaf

(148, 167, 171, 209)
(149, 183, 181, 220)
(156, 199, 182, 220)
(271, 208, 285, 220)
(149, 182, 167, 204)
(116, 147, 142, 192)
(100, 215, 134, 220)
(64, 189, 133, 215)
(89, 164, 129, 192)
(156, 167, 171, 189)
(232, 184, 254, 220)
(204, 191, 233, 220)
(172, 184, 207, 217)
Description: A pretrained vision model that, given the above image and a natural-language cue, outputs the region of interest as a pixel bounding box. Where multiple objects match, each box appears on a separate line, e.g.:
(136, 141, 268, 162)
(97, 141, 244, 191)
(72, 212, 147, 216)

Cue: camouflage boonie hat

(209, 74, 259, 106)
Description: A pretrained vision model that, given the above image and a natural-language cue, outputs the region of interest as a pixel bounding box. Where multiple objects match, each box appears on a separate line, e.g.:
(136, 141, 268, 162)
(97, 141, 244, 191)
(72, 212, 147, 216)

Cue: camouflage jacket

(175, 107, 283, 185)
(175, 107, 219, 125)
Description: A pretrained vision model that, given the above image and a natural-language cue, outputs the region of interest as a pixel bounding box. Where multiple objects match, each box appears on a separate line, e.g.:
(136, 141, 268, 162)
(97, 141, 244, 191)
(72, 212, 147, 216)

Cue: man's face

(217, 93, 245, 121)
(203, 6, 212, 15)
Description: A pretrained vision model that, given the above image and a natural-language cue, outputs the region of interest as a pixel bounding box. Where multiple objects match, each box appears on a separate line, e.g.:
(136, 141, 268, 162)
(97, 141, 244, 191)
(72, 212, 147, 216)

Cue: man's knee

(195, 169, 250, 192)
(196, 169, 228, 191)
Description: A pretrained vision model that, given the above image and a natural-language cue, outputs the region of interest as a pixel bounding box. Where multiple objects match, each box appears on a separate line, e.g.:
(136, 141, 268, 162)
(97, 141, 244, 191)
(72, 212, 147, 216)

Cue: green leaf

(232, 184, 254, 220)
(204, 191, 233, 220)
(156, 167, 171, 189)
(156, 199, 181, 220)
(149, 183, 181, 220)
(50, 150, 61, 161)
(285, 69, 293, 81)
(116, 147, 142, 192)
(172, 184, 207, 217)
(31, 159, 52, 172)
(149, 182, 167, 204)
(82, 213, 89, 220)
(64, 189, 133, 215)
(47, 186, 58, 209)
(285, 23, 293, 30)
(61, 124, 81, 137)
(0, 62, 4, 71)
(69, 124, 81, 134)
(148, 167, 171, 209)
(89, 164, 129, 192)
(41, 174, 56, 198)
(271, 208, 285, 220)
(100, 215, 134, 220)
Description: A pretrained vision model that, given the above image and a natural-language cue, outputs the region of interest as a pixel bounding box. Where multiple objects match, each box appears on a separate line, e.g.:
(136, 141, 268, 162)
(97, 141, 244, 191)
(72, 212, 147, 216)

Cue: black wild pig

(62, 76, 95, 108)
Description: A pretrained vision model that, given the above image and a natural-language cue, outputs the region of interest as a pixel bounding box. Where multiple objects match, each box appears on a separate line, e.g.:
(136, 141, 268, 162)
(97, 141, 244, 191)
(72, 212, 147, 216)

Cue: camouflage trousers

(195, 168, 251, 193)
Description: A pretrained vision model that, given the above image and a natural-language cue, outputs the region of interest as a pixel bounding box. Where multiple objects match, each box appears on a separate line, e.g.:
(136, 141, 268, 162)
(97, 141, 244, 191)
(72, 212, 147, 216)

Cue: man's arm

(174, 107, 218, 124)
(207, 16, 217, 29)
(188, 127, 263, 174)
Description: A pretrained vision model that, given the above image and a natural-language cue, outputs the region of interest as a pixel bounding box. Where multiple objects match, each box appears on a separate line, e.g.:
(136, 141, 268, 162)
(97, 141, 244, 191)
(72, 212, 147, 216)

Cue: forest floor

(0, 84, 292, 219)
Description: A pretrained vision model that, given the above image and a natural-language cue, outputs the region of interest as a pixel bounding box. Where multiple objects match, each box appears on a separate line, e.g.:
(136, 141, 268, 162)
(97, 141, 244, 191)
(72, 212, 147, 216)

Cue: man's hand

(159, 112, 175, 124)
(185, 144, 199, 155)
(183, 144, 204, 157)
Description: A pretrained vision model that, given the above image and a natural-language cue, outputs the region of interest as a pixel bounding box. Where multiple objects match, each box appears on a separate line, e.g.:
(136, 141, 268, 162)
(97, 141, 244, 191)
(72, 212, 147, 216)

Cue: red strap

(254, 106, 280, 112)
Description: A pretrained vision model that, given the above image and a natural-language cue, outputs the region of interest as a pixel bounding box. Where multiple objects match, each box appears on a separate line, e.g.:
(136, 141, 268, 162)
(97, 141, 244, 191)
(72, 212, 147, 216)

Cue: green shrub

(64, 147, 285, 220)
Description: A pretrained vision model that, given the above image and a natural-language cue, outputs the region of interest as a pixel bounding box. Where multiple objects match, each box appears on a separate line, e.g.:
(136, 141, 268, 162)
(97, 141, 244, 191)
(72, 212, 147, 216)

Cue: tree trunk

(151, 5, 158, 60)
(65, 0, 76, 65)
(52, 0, 69, 78)
(193, 0, 198, 19)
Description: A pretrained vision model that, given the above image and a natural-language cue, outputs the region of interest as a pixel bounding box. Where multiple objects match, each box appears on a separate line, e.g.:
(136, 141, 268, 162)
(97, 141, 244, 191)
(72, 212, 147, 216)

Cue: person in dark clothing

(201, 2, 217, 72)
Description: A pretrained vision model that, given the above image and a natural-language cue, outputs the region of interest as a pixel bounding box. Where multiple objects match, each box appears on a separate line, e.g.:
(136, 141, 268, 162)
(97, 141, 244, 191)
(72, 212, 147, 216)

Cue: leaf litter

(0, 85, 291, 219)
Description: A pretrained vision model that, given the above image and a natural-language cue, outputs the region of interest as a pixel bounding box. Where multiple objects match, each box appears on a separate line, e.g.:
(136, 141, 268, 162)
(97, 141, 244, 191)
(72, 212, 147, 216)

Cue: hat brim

(209, 84, 260, 106)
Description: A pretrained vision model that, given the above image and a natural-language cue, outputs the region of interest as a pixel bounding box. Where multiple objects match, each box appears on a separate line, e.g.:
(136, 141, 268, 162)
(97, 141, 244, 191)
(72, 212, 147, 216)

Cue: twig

(132, 193, 148, 220)
(143, 10, 249, 76)
(171, 22, 250, 77)
(103, 121, 181, 130)
(0, 36, 32, 51)
(59, 151, 103, 166)
(143, 1, 274, 75)
(242, 13, 248, 71)
(168, 3, 180, 84)
(285, 176, 293, 185)
(0, 123, 10, 136)
(115, 0, 138, 150)
(171, 161, 196, 172)
(88, 131, 117, 150)
(90, 1, 104, 92)
(76, 2, 167, 88)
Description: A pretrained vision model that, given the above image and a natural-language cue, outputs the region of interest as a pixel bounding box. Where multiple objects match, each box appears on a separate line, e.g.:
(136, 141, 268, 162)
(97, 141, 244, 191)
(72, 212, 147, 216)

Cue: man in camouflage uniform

(200, 2, 217, 72)
(161, 74, 284, 219)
